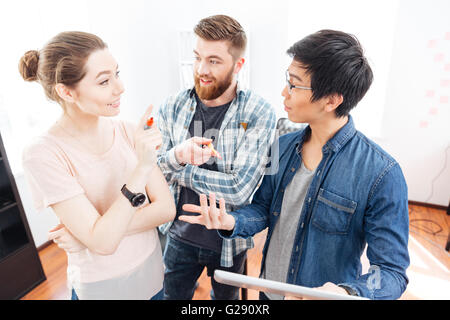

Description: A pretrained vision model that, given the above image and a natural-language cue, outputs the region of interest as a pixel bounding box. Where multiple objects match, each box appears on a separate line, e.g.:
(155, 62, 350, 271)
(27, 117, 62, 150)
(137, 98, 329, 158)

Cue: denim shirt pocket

(312, 188, 357, 235)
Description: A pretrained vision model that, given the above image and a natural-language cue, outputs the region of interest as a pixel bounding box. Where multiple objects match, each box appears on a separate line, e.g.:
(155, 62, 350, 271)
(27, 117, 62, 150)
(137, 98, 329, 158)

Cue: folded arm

(125, 166, 176, 235)
(49, 105, 176, 254)
(51, 164, 155, 255)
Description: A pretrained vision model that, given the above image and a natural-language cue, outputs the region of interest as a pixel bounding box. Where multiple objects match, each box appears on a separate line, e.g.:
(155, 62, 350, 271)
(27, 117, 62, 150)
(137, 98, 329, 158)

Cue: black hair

(287, 29, 373, 117)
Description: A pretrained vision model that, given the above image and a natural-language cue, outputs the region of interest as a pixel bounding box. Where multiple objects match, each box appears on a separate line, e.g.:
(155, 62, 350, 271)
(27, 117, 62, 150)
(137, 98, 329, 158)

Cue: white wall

(287, 0, 401, 139)
(0, 0, 448, 246)
(374, 0, 450, 206)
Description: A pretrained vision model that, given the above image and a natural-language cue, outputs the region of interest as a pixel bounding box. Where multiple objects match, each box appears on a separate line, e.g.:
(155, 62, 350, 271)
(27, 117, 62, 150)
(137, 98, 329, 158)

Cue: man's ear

(234, 57, 245, 75)
(324, 93, 344, 113)
(55, 83, 76, 104)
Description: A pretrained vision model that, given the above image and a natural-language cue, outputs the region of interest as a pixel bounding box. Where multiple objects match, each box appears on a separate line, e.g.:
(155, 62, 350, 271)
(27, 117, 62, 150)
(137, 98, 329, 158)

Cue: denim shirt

(224, 116, 410, 300)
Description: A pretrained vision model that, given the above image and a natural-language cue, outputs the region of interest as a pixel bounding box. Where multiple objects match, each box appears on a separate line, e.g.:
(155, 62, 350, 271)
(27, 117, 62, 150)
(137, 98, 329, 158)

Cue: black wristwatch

(121, 184, 146, 207)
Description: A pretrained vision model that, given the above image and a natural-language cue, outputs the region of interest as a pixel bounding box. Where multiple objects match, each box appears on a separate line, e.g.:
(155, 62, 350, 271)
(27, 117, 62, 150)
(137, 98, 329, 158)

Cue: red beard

(194, 68, 234, 100)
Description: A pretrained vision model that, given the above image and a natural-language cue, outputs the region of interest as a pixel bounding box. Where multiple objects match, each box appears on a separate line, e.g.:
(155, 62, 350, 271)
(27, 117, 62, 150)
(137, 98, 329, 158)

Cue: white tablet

(214, 270, 368, 300)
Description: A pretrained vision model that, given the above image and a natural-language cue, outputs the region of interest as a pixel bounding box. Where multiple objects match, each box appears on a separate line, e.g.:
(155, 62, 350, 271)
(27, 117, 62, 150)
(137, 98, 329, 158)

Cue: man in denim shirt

(180, 30, 410, 300)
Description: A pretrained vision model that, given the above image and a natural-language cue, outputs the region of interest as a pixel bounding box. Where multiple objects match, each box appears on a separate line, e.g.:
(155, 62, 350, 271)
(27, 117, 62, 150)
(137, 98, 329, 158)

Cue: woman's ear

(55, 83, 76, 104)
(324, 93, 344, 113)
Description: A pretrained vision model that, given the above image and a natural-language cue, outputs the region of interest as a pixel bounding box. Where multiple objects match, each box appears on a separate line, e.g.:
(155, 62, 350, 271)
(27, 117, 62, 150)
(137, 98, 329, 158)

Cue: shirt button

(291, 268, 295, 274)
(308, 197, 311, 203)
(184, 125, 188, 129)
(291, 167, 295, 172)
(190, 107, 194, 111)
(273, 212, 279, 216)
(295, 246, 299, 252)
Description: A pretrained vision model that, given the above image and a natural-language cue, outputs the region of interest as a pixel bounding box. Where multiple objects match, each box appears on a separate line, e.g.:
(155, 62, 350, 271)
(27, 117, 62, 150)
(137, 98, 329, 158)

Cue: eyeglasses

(285, 70, 312, 95)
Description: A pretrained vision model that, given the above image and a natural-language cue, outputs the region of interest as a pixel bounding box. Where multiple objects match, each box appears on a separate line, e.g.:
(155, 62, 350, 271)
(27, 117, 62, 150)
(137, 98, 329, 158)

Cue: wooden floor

(21, 204, 450, 300)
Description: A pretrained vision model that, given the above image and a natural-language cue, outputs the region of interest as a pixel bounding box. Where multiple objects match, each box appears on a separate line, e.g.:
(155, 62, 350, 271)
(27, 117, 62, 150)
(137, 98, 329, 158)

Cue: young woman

(19, 31, 176, 300)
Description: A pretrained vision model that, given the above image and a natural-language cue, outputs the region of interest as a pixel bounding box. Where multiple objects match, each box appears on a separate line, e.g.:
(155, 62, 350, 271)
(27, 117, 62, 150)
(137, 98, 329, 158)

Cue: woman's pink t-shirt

(22, 120, 161, 290)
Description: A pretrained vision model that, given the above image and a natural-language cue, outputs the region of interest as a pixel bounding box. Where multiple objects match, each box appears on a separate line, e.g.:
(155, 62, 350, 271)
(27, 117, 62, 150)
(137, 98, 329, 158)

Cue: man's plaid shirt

(156, 84, 276, 267)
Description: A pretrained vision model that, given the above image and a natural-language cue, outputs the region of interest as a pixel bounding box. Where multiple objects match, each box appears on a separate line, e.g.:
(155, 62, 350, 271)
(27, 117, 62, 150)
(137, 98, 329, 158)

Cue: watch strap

(121, 184, 135, 201)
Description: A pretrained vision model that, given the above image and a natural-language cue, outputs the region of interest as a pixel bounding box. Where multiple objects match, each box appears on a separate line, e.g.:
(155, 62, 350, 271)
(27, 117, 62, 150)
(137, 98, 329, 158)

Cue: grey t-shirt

(262, 161, 316, 299)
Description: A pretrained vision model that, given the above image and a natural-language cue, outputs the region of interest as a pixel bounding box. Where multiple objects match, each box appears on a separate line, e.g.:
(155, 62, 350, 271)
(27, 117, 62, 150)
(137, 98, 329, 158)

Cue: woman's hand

(48, 224, 87, 253)
(179, 192, 236, 231)
(134, 105, 162, 169)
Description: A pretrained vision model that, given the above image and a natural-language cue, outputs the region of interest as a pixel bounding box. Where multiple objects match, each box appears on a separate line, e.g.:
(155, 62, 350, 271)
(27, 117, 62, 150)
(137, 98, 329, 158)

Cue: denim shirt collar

(295, 115, 356, 154)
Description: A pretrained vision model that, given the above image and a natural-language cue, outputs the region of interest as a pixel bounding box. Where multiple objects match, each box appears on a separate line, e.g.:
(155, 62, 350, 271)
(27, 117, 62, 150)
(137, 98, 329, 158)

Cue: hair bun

(19, 50, 40, 82)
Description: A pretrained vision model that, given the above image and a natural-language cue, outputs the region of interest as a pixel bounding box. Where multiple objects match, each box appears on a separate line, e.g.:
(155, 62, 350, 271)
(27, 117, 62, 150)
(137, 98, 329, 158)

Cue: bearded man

(156, 15, 276, 300)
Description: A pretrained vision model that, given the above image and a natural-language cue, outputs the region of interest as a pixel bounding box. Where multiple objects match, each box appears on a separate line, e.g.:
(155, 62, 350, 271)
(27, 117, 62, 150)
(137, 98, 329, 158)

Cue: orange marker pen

(207, 143, 222, 160)
(144, 117, 154, 130)
(144, 117, 159, 149)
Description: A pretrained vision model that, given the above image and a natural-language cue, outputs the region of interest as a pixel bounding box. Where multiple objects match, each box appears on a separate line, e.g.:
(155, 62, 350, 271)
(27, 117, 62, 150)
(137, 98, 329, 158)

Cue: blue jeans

(163, 235, 247, 300)
(71, 288, 164, 300)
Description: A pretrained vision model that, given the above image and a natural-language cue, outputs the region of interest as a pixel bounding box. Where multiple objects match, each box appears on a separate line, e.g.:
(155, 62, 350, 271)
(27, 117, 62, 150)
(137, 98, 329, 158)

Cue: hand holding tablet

(214, 270, 368, 300)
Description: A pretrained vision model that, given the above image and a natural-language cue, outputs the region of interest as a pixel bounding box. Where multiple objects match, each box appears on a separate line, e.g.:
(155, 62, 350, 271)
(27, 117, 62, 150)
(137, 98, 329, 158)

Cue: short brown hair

(194, 15, 247, 59)
(18, 31, 107, 105)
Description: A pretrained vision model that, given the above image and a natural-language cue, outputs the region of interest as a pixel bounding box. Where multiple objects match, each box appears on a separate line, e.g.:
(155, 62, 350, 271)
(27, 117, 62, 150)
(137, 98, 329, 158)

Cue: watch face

(131, 193, 146, 207)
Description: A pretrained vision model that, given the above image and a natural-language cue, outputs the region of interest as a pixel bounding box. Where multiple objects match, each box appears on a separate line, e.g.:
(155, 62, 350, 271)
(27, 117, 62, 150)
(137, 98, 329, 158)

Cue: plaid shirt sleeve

(177, 98, 276, 208)
(156, 95, 185, 186)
